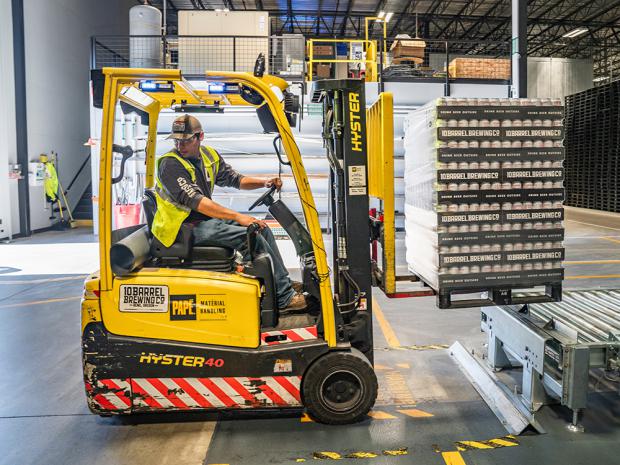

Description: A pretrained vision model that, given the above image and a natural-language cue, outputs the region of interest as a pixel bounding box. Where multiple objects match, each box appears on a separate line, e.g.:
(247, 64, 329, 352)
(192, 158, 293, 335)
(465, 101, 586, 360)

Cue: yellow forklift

(82, 67, 377, 424)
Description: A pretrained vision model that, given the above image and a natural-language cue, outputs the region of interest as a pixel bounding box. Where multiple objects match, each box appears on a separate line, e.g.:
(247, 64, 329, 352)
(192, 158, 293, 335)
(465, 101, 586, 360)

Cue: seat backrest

(142, 189, 157, 229)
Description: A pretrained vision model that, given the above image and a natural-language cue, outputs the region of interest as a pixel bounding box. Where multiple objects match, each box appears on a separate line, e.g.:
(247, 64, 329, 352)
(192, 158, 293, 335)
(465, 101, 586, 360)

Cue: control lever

(246, 223, 261, 260)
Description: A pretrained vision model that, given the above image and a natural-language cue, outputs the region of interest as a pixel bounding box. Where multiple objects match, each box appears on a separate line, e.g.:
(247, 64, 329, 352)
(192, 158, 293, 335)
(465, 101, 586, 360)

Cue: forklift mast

(313, 79, 374, 362)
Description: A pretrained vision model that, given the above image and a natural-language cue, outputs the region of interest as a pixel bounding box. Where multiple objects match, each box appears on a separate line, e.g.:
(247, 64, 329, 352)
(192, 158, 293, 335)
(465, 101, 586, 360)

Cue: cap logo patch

(172, 121, 186, 132)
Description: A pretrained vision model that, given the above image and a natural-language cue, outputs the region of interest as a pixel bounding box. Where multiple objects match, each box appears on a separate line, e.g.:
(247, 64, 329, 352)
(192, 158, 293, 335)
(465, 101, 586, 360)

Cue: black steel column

(12, 0, 30, 236)
(512, 0, 527, 97)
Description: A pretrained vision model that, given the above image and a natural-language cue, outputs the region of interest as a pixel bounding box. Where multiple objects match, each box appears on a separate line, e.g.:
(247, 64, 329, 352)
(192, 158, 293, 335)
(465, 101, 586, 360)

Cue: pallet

(436, 282, 562, 309)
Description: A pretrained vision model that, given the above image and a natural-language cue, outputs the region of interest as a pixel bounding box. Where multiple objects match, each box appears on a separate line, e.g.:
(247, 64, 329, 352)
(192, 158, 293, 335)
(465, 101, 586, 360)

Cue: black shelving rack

(564, 81, 620, 213)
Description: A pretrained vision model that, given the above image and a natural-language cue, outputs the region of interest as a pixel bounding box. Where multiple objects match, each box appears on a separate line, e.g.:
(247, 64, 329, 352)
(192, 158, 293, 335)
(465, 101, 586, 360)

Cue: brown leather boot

(281, 292, 307, 313)
(292, 281, 303, 293)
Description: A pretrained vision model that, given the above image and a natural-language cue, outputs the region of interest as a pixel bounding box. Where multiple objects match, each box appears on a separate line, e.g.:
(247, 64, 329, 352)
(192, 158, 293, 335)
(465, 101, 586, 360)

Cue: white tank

(129, 4, 162, 68)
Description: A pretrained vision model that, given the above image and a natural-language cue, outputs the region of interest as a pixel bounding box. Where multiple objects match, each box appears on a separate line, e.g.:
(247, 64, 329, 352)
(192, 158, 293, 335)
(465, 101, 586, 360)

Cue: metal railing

(91, 34, 306, 78)
(307, 39, 378, 81)
(91, 34, 510, 84)
(381, 38, 511, 83)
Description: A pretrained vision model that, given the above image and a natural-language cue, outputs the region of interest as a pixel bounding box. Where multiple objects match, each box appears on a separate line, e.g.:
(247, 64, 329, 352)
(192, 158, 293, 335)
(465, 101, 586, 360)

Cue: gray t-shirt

(158, 148, 244, 222)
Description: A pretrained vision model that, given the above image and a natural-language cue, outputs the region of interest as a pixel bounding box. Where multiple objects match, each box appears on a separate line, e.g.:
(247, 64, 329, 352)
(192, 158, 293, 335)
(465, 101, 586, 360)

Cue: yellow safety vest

(151, 146, 220, 247)
(44, 162, 59, 202)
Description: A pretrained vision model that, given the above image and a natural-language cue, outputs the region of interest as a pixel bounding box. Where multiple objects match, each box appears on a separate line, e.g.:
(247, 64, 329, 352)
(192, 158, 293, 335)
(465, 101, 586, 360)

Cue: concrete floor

(1, 207, 619, 465)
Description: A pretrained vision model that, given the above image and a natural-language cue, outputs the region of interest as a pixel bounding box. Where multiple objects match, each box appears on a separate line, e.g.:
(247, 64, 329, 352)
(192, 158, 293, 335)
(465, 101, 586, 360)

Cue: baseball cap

(167, 115, 203, 140)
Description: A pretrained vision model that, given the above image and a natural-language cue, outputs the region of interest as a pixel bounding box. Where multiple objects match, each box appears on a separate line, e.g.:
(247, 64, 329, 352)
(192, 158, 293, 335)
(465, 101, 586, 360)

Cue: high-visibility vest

(44, 162, 59, 202)
(151, 146, 220, 247)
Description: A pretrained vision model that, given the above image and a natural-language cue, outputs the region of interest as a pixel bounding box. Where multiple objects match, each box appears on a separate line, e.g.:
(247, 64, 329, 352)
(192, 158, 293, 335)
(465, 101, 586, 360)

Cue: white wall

(0, 0, 18, 239)
(23, 0, 136, 231)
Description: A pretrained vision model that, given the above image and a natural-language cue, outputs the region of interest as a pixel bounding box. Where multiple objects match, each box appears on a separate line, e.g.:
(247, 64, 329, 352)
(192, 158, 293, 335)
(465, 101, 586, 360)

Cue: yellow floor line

(565, 274, 620, 280)
(397, 408, 434, 418)
(564, 259, 620, 265)
(566, 219, 620, 232)
(602, 236, 620, 245)
(0, 295, 81, 309)
(442, 451, 467, 465)
(372, 297, 401, 348)
(0, 275, 86, 285)
(374, 363, 391, 370)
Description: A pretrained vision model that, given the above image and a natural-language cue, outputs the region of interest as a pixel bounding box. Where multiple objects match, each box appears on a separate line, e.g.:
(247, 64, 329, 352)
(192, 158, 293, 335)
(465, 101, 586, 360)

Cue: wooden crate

(448, 58, 510, 79)
(390, 40, 426, 61)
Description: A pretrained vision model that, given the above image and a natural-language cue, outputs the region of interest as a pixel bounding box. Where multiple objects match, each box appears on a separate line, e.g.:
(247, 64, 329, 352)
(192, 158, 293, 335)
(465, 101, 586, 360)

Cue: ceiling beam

(339, 0, 355, 36)
(530, 0, 620, 55)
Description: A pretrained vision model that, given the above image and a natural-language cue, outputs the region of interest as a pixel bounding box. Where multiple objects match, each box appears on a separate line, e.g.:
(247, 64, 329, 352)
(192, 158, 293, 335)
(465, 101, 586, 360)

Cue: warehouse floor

(1, 206, 619, 465)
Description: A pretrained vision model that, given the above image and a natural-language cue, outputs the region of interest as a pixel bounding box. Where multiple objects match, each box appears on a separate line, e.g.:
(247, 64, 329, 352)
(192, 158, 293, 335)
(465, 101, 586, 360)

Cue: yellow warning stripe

(442, 451, 467, 465)
(345, 452, 378, 459)
(307, 448, 408, 460)
(397, 408, 434, 418)
(455, 435, 519, 451)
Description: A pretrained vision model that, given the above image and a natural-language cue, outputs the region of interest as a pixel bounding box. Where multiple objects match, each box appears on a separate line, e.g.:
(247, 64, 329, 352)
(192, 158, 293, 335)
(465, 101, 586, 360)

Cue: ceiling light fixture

(593, 76, 609, 82)
(385, 12, 394, 22)
(562, 28, 588, 38)
(378, 11, 385, 18)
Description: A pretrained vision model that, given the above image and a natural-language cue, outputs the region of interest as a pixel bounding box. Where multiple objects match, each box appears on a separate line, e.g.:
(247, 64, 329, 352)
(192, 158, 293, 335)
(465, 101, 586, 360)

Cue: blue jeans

(193, 219, 295, 308)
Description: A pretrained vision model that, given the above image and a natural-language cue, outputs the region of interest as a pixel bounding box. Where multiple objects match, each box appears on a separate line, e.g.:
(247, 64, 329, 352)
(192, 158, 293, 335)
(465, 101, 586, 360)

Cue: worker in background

(152, 115, 306, 312)
(41, 154, 59, 203)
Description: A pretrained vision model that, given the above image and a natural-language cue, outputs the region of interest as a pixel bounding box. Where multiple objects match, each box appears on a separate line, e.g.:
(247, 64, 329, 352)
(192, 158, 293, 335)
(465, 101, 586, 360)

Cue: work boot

(281, 292, 307, 313)
(292, 281, 304, 293)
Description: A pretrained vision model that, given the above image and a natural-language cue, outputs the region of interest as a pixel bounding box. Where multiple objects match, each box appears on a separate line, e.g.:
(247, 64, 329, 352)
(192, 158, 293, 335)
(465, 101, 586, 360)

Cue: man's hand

(236, 213, 267, 229)
(264, 177, 283, 191)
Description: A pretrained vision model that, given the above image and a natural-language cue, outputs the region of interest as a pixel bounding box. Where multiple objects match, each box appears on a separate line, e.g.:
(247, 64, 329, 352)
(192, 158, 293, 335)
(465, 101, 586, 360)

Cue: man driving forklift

(154, 114, 307, 312)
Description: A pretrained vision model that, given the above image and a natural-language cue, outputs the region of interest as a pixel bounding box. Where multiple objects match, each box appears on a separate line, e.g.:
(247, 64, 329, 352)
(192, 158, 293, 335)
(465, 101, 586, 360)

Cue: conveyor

(452, 289, 620, 434)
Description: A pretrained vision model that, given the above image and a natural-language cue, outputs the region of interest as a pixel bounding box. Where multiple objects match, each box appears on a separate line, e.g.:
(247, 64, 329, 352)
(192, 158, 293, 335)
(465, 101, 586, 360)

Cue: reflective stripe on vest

(151, 146, 220, 247)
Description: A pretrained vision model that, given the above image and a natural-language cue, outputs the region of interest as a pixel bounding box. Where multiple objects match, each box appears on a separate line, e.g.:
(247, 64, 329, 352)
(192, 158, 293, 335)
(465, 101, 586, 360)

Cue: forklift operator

(152, 114, 307, 312)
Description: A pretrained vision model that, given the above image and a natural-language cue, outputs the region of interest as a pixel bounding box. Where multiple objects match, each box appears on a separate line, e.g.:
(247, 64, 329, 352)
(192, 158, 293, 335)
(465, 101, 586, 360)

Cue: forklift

(82, 68, 377, 424)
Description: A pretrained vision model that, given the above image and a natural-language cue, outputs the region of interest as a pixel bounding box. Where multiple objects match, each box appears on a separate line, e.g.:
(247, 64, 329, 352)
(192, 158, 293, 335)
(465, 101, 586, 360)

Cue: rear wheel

(302, 350, 377, 424)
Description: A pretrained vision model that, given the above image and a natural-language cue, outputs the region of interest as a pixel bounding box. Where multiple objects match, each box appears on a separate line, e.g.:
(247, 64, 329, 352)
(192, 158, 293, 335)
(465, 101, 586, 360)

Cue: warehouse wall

(528, 57, 593, 99)
(0, 0, 18, 239)
(23, 0, 136, 232)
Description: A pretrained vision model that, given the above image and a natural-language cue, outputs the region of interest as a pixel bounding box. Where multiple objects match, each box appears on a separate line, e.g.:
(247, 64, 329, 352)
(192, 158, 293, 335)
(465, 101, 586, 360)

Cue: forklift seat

(142, 189, 235, 266)
(142, 188, 278, 326)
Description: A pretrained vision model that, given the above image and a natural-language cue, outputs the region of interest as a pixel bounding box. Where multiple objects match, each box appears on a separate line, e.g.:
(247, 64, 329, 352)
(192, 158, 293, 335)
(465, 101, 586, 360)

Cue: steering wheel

(248, 185, 277, 211)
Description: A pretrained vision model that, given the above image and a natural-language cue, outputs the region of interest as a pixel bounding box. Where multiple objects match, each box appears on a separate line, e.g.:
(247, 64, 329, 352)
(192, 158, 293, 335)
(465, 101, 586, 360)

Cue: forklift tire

(302, 349, 378, 425)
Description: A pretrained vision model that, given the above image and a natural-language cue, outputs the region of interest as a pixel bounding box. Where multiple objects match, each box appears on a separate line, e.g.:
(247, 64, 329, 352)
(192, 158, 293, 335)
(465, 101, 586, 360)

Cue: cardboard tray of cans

(404, 97, 565, 309)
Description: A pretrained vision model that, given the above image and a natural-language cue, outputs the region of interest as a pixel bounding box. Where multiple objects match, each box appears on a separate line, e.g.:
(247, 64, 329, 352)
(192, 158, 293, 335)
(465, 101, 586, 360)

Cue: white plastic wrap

(404, 97, 566, 293)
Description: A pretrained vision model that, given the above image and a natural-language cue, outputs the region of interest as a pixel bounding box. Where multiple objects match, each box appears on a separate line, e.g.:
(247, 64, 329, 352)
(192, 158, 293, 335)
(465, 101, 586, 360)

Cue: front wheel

(302, 350, 378, 424)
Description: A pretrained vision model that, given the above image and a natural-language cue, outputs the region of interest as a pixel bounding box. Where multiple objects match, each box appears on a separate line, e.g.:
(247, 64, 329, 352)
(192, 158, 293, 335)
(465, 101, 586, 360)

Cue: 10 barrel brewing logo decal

(119, 285, 169, 313)
(169, 294, 228, 321)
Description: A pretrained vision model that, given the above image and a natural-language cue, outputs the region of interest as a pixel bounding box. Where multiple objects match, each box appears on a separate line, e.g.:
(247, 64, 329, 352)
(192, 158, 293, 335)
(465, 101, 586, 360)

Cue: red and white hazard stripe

(260, 326, 318, 345)
(129, 376, 303, 411)
(85, 378, 131, 411)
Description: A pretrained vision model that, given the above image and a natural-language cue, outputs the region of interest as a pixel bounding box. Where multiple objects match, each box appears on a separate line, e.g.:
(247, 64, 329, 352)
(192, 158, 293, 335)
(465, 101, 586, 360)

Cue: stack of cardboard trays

(404, 97, 565, 306)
